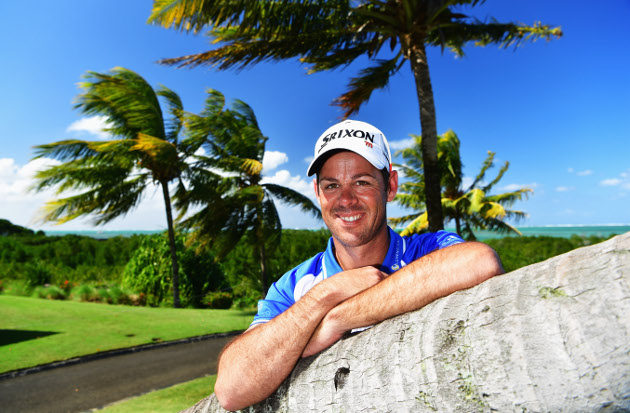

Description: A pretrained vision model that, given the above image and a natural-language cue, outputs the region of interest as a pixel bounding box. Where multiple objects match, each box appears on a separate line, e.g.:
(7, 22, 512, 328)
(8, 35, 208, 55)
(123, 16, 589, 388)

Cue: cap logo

(318, 129, 375, 153)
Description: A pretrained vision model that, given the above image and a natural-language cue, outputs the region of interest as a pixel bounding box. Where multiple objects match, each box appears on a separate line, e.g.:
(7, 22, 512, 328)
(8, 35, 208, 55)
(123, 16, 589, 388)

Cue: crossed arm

(213, 241, 503, 411)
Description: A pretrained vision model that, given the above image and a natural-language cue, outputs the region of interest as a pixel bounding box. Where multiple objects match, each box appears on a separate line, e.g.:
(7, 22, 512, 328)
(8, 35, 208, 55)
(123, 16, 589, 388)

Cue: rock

(184, 232, 630, 412)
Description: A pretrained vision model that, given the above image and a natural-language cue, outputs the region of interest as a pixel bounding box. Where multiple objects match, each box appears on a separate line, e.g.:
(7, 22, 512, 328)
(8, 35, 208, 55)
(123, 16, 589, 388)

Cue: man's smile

(339, 214, 362, 223)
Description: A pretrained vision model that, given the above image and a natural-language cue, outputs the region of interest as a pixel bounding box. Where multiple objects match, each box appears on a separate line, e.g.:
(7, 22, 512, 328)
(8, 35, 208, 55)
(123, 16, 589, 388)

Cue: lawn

(0, 295, 253, 373)
(99, 375, 216, 413)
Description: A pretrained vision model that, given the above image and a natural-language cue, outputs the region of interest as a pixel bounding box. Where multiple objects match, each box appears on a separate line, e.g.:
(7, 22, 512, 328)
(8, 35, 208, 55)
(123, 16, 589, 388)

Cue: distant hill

(0, 219, 36, 236)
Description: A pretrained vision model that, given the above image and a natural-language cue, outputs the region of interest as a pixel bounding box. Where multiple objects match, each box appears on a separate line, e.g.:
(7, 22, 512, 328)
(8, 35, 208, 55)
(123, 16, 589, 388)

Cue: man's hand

(302, 310, 343, 357)
(301, 266, 386, 357)
(305, 242, 503, 358)
(324, 265, 388, 303)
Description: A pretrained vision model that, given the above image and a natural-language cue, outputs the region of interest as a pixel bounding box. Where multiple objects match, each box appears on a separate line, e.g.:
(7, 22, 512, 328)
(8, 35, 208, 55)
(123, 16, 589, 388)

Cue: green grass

(99, 375, 216, 413)
(0, 295, 253, 373)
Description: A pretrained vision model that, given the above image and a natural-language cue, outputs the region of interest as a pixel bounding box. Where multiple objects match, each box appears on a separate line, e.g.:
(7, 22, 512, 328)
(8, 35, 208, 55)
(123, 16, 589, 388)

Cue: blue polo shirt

(251, 227, 464, 327)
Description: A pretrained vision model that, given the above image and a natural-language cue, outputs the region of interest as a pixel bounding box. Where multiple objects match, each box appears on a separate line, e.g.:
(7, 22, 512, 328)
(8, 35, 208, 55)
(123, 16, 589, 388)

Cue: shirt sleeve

(404, 230, 465, 262)
(250, 269, 298, 328)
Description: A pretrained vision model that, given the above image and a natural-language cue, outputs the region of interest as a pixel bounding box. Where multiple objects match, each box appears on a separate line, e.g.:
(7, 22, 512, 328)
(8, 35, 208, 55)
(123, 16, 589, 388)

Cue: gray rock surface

(184, 232, 630, 412)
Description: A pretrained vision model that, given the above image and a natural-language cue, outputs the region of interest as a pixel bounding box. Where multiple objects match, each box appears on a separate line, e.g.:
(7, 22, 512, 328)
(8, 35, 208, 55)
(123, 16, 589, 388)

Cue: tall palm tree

(175, 89, 321, 294)
(32, 67, 193, 307)
(391, 130, 531, 240)
(148, 0, 561, 232)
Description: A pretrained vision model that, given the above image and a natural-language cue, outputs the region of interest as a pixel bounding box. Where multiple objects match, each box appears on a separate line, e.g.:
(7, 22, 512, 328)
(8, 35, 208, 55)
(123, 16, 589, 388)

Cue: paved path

(0, 334, 237, 413)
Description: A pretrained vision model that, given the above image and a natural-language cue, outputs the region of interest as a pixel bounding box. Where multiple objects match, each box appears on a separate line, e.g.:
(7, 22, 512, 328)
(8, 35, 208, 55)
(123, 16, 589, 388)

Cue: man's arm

(302, 241, 503, 357)
(214, 266, 386, 411)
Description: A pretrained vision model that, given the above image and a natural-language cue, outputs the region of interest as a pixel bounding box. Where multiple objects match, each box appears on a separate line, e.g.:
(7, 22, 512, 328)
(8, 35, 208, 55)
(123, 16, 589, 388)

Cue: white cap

(307, 120, 392, 176)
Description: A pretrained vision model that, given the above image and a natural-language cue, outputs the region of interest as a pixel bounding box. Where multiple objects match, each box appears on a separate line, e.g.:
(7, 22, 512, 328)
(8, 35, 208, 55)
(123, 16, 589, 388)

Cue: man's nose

(338, 185, 358, 206)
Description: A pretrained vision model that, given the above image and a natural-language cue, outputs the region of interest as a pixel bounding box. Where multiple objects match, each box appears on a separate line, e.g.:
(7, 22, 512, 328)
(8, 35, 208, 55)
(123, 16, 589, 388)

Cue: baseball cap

(307, 120, 392, 176)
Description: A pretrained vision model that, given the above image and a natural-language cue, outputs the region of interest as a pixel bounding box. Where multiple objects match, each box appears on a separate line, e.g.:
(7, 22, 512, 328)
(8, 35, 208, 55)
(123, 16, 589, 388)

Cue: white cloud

(555, 186, 574, 192)
(304, 156, 314, 164)
(66, 116, 112, 139)
(599, 169, 630, 190)
(262, 150, 288, 173)
(388, 138, 415, 151)
(502, 182, 538, 191)
(262, 169, 315, 201)
(567, 167, 574, 173)
(576, 169, 593, 176)
(600, 178, 621, 186)
(0, 157, 167, 231)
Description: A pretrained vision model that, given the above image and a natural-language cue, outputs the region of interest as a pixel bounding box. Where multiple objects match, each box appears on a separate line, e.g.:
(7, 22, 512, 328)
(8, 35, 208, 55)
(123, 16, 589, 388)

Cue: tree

(175, 89, 321, 294)
(32, 67, 192, 307)
(148, 0, 561, 233)
(390, 130, 531, 240)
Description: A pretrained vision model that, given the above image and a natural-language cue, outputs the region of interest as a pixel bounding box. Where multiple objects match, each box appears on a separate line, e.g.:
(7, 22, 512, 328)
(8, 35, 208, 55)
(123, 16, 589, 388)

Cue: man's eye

(355, 180, 369, 186)
(325, 183, 338, 190)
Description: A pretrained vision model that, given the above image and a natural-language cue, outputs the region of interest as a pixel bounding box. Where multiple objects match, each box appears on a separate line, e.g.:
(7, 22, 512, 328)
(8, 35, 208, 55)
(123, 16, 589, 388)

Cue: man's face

(314, 151, 397, 249)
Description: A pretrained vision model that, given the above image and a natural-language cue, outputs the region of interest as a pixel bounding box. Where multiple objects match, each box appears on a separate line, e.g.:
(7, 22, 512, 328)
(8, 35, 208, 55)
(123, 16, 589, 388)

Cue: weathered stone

(184, 232, 630, 412)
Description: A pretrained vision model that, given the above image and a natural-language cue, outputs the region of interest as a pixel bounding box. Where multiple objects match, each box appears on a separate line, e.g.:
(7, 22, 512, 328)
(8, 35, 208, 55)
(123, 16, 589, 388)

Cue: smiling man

(214, 120, 504, 411)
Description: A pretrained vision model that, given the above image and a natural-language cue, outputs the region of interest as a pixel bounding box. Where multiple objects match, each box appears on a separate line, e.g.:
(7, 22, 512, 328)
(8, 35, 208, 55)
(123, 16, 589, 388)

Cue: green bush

(71, 284, 97, 302)
(24, 260, 53, 287)
(1, 279, 31, 296)
(204, 291, 233, 309)
(32, 285, 67, 300)
(123, 234, 228, 307)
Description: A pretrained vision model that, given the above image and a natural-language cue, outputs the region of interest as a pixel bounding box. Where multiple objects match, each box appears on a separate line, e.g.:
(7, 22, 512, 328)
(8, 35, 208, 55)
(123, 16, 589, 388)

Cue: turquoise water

(44, 226, 630, 240)
(452, 225, 630, 241)
(44, 229, 163, 239)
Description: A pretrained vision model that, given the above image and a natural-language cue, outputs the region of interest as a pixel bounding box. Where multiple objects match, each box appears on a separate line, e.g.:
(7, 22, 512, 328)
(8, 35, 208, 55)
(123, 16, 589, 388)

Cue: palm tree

(148, 0, 561, 233)
(390, 130, 531, 240)
(175, 89, 322, 294)
(32, 67, 194, 307)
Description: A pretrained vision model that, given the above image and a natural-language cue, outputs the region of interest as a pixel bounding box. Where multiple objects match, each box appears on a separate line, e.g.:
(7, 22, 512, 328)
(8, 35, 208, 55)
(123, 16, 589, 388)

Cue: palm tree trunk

(256, 205, 269, 294)
(160, 180, 181, 308)
(258, 241, 268, 295)
(455, 216, 462, 237)
(407, 38, 444, 233)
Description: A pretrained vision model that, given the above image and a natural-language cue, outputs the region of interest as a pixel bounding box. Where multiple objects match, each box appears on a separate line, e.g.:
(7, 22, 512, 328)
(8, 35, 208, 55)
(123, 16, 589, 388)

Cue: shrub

(32, 285, 67, 300)
(24, 260, 53, 287)
(1, 279, 31, 296)
(204, 291, 233, 309)
(107, 285, 131, 305)
(123, 234, 228, 307)
(71, 284, 97, 302)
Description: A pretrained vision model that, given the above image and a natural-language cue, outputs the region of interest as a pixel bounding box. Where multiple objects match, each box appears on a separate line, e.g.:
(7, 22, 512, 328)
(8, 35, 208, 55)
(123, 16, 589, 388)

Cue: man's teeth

(341, 215, 360, 222)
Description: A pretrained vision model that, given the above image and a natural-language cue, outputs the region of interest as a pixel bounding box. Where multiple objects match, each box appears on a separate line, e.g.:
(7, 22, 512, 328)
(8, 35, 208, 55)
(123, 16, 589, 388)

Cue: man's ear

(387, 170, 398, 202)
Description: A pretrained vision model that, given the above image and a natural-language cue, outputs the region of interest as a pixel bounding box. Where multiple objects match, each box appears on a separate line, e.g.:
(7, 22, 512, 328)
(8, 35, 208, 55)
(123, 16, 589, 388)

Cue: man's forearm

(304, 242, 503, 355)
(214, 291, 332, 411)
(214, 266, 386, 411)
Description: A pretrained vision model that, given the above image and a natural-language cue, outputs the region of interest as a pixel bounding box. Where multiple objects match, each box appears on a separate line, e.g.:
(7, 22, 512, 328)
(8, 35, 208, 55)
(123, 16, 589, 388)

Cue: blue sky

(1, 0, 629, 231)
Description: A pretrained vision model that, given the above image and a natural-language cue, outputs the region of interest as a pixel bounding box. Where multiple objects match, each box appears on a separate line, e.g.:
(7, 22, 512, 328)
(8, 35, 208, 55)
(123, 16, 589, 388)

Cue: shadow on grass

(0, 329, 59, 346)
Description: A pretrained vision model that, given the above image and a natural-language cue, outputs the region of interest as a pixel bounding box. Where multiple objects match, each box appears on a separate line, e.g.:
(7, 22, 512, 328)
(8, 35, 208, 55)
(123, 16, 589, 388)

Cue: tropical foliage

(148, 0, 562, 232)
(31, 67, 192, 306)
(122, 233, 227, 307)
(175, 89, 321, 293)
(391, 130, 531, 240)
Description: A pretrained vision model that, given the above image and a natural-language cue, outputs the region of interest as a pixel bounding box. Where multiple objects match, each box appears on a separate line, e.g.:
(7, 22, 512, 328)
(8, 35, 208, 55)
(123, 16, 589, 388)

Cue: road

(0, 334, 236, 413)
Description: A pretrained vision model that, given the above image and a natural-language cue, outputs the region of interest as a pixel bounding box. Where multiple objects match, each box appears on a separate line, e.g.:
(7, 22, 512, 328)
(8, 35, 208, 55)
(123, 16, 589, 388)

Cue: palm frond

(157, 85, 184, 143)
(263, 183, 322, 219)
(75, 67, 166, 140)
(469, 151, 494, 190)
(333, 55, 403, 118)
(400, 212, 429, 236)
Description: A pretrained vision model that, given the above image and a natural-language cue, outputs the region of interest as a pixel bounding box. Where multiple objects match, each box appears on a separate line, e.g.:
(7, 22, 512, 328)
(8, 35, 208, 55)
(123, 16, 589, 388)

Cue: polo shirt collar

(322, 226, 404, 278)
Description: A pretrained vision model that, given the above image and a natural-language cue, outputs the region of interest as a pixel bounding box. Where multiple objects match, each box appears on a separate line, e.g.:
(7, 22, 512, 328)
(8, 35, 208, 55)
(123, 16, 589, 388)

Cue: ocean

(43, 225, 630, 240)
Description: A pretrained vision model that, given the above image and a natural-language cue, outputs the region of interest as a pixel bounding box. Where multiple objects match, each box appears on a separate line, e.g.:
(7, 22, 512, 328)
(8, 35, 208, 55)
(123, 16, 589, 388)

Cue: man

(214, 120, 504, 411)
